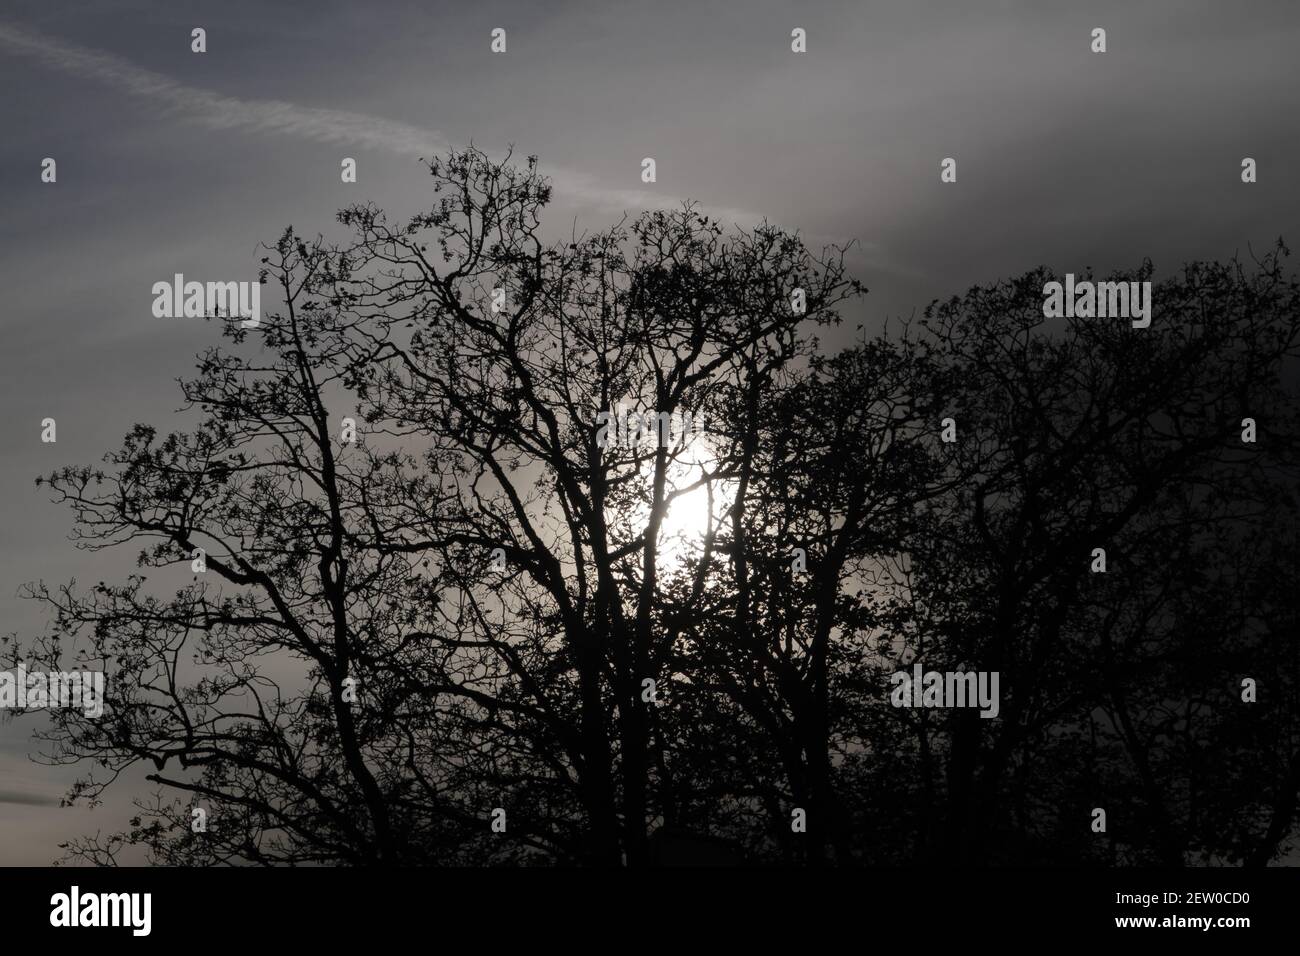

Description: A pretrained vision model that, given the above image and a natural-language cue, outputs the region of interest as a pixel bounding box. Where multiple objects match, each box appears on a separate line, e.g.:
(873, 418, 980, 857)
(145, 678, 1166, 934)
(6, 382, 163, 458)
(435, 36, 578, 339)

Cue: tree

(16, 146, 861, 865)
(11, 147, 1300, 867)
(895, 250, 1300, 864)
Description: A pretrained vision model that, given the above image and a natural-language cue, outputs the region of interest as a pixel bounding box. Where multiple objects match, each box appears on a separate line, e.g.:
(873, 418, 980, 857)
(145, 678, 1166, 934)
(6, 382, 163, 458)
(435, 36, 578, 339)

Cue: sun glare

(650, 436, 735, 569)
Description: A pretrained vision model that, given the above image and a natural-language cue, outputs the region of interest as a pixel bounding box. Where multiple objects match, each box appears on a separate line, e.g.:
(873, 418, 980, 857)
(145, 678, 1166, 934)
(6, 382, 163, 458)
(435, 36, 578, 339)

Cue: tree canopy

(13, 147, 1300, 867)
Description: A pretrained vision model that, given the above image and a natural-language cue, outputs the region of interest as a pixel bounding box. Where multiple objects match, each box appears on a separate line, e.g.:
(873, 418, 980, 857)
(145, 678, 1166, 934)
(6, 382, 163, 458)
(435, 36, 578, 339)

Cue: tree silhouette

(10, 147, 1300, 867)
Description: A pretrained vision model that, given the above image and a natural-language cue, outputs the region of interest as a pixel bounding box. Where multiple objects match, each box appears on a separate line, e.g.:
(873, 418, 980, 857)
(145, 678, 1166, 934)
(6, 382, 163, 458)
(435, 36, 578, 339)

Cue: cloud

(0, 788, 59, 807)
(0, 20, 453, 158)
(0, 20, 759, 223)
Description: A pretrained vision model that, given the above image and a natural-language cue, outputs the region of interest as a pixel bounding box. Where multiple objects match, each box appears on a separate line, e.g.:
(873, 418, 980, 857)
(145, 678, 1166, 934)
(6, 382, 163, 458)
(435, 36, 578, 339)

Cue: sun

(651, 435, 734, 569)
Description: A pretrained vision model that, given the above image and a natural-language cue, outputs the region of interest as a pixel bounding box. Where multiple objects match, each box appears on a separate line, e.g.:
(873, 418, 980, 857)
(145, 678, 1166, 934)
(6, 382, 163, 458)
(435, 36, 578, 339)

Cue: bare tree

(12, 148, 1300, 868)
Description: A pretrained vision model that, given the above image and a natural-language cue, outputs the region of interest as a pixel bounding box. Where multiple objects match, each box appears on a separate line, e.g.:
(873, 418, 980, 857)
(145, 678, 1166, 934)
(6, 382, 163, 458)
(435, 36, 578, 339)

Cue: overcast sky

(1, 0, 1298, 863)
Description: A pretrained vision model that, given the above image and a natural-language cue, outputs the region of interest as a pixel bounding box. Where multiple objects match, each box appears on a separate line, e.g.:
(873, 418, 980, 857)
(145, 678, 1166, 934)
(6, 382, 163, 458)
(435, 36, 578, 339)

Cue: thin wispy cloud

(0, 789, 58, 807)
(0, 20, 758, 223)
(0, 21, 454, 157)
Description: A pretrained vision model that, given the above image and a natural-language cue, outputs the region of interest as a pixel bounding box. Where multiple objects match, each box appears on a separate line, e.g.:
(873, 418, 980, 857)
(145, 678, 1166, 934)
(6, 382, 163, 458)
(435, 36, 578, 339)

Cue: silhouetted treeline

(12, 148, 1300, 866)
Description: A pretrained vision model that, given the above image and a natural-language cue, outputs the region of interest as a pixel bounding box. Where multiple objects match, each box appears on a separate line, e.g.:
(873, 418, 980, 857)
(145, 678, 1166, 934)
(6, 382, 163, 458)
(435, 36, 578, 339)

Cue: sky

(1, 0, 1298, 864)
